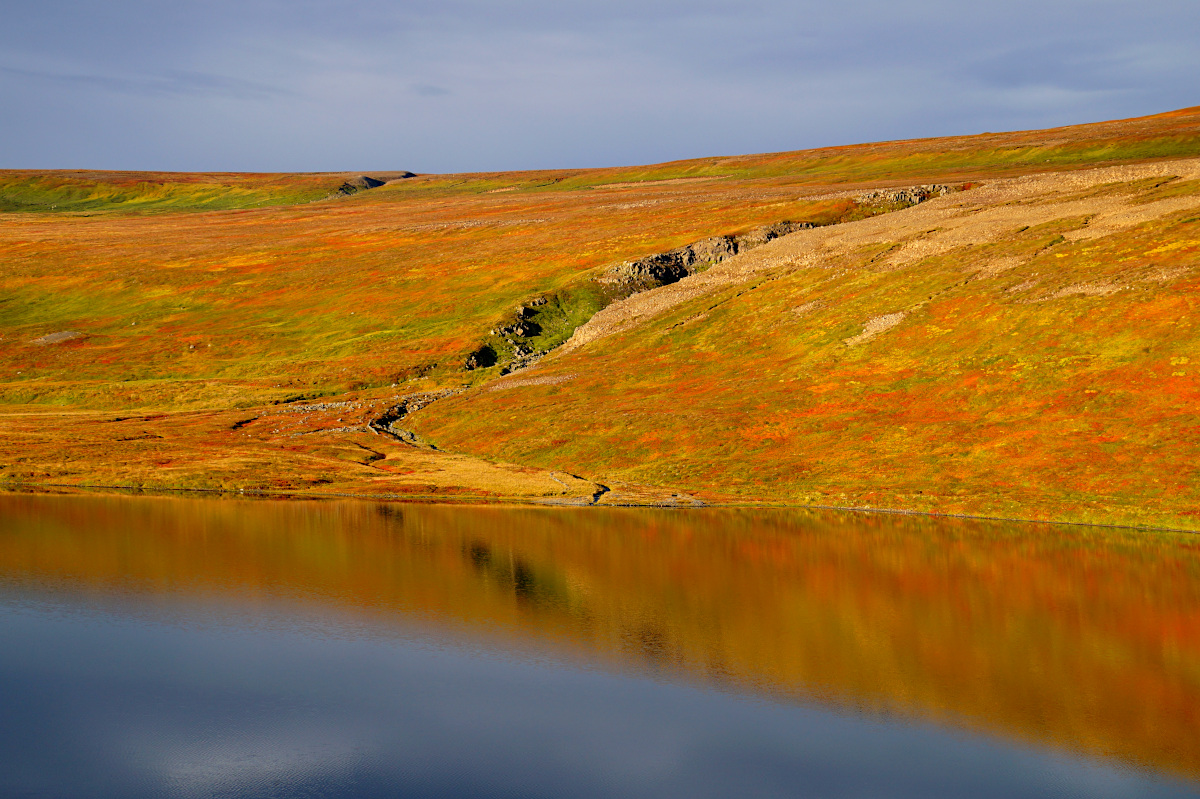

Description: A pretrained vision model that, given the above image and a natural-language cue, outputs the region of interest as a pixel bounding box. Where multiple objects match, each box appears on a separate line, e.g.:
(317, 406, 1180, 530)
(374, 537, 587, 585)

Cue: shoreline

(3, 480, 1195, 535)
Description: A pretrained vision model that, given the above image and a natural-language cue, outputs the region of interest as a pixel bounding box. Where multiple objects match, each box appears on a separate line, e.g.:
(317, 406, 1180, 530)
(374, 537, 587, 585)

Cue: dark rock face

(491, 319, 542, 338)
(461, 219, 818, 377)
(515, 320, 541, 337)
(854, 184, 956, 207)
(515, 297, 547, 319)
(616, 249, 698, 289)
(601, 221, 814, 291)
(336, 175, 398, 196)
(468, 296, 561, 375)
(465, 344, 498, 370)
(735, 221, 811, 248)
(690, 236, 739, 264)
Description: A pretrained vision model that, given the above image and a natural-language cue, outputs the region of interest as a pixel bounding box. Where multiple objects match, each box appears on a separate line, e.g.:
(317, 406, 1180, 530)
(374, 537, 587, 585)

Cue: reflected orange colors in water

(0, 493, 1197, 782)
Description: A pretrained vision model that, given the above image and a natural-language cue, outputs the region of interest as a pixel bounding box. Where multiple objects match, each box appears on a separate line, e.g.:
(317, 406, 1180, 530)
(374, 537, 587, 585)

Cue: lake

(1, 492, 1197, 798)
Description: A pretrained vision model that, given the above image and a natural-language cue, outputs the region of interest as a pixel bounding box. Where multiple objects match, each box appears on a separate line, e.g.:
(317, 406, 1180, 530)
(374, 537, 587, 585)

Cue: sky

(3, 0, 1198, 174)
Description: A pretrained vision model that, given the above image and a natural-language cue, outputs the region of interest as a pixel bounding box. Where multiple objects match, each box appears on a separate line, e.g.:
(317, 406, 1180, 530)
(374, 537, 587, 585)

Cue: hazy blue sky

(3, 0, 1198, 173)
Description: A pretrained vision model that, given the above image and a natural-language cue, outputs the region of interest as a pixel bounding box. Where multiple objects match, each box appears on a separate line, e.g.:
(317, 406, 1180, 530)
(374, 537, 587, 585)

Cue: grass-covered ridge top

(369, 104, 1200, 200)
(0, 169, 415, 214)
(6, 104, 1199, 216)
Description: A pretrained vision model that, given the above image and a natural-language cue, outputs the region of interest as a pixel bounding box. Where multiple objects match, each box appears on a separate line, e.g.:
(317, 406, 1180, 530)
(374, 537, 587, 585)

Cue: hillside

(413, 159, 1200, 528)
(2, 107, 1199, 526)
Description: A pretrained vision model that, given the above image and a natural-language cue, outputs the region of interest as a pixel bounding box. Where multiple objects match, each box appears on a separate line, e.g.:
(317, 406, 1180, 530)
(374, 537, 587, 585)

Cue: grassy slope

(409, 163, 1200, 528)
(5, 106, 1200, 411)
(2, 106, 1200, 517)
(0, 174, 861, 409)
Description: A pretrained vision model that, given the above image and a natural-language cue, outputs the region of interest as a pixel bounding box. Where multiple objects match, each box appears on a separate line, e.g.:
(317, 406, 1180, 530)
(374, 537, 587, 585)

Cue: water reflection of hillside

(1, 493, 1197, 782)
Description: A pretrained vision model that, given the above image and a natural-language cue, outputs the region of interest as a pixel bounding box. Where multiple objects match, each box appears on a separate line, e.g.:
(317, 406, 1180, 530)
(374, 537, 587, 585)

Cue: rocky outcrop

(464, 345, 497, 369)
(486, 298, 547, 360)
(462, 221, 817, 373)
(463, 297, 555, 371)
(336, 173, 417, 197)
(459, 215, 856, 375)
(30, 330, 83, 345)
(600, 221, 814, 291)
(336, 176, 388, 196)
(854, 184, 956, 207)
(463, 198, 955, 374)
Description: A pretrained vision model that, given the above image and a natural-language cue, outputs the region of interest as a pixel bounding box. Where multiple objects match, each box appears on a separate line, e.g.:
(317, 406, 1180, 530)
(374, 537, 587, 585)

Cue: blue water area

(1, 588, 1195, 799)
(2, 493, 1199, 798)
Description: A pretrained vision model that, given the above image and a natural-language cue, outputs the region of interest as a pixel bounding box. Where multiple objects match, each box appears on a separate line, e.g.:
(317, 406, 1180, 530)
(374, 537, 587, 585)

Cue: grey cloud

(1, 64, 289, 99)
(412, 84, 451, 97)
(1, 0, 1198, 171)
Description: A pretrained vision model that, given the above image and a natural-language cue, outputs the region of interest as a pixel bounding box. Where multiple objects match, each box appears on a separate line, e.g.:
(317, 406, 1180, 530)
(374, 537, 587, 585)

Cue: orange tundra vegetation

(2, 106, 1200, 526)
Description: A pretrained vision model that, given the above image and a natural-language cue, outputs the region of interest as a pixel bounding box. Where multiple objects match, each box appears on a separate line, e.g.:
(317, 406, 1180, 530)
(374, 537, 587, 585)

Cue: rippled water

(1, 492, 1197, 798)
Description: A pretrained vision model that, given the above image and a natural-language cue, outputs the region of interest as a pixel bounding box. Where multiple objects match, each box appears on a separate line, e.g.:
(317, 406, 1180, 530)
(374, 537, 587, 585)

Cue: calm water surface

(1, 493, 1197, 798)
